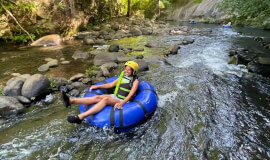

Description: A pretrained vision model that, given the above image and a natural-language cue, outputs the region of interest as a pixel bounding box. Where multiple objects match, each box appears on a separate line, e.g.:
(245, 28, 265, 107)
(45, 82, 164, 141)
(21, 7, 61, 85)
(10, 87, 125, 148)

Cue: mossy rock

(228, 56, 238, 65)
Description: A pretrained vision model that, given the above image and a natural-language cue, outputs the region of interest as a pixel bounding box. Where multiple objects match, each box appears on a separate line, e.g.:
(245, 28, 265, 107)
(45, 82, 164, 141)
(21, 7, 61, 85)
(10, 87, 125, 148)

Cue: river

(0, 23, 270, 159)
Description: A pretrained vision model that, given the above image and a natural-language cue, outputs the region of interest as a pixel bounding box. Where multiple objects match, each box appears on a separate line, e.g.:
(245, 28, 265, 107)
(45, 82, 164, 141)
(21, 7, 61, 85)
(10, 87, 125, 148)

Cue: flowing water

(0, 23, 270, 160)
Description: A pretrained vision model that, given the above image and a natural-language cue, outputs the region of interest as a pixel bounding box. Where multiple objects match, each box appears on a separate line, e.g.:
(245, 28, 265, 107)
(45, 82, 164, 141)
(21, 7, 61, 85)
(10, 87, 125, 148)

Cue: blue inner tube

(189, 21, 196, 24)
(222, 25, 232, 28)
(79, 76, 158, 132)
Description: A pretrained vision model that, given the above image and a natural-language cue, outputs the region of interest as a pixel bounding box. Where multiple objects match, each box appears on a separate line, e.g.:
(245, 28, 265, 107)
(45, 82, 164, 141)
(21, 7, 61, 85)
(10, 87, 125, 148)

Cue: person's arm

(91, 78, 118, 89)
(115, 79, 139, 109)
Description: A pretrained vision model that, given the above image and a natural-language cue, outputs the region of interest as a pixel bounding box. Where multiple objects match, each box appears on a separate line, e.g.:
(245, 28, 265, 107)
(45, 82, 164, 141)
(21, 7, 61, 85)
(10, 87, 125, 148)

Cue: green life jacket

(114, 71, 136, 100)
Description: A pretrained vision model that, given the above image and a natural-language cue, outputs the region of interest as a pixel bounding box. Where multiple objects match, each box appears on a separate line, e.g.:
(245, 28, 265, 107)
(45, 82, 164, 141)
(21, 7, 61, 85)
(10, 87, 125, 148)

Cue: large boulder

(84, 37, 95, 45)
(3, 77, 25, 96)
(51, 77, 68, 90)
(100, 62, 118, 77)
(135, 59, 149, 72)
(145, 41, 159, 48)
(258, 57, 270, 65)
(72, 50, 89, 60)
(69, 73, 87, 82)
(116, 53, 129, 62)
(94, 52, 117, 66)
(21, 74, 50, 99)
(108, 44, 120, 52)
(168, 45, 180, 55)
(0, 96, 25, 117)
(182, 37, 194, 44)
(130, 27, 142, 36)
(30, 34, 61, 47)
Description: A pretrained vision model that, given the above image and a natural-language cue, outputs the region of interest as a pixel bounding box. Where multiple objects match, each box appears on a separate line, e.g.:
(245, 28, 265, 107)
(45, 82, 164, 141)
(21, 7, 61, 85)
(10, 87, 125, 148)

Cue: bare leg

(70, 95, 111, 105)
(78, 97, 121, 120)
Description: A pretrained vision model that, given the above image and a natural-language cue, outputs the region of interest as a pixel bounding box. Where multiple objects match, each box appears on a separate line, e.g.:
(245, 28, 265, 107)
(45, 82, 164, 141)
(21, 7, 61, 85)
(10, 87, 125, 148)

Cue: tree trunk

(157, 0, 160, 19)
(127, 0, 131, 18)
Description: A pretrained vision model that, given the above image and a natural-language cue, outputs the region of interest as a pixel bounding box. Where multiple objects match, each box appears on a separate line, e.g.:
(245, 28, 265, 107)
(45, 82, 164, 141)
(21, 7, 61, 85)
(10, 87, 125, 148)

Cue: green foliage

(194, 0, 202, 3)
(12, 33, 36, 43)
(218, 0, 270, 28)
(56, 0, 66, 10)
(85, 65, 99, 77)
(0, 85, 4, 96)
(48, 78, 56, 90)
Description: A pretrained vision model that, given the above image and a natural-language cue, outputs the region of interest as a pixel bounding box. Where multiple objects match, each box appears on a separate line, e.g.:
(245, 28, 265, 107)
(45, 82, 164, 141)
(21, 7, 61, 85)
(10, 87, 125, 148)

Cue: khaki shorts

(109, 94, 123, 101)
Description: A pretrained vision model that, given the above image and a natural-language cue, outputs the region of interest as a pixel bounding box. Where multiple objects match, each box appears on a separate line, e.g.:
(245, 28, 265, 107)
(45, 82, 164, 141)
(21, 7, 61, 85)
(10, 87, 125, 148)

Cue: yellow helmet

(125, 61, 139, 74)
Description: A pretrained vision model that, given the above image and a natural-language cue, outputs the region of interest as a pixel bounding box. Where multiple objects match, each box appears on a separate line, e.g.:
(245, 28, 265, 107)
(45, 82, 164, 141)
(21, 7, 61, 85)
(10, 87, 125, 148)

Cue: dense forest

(0, 0, 270, 43)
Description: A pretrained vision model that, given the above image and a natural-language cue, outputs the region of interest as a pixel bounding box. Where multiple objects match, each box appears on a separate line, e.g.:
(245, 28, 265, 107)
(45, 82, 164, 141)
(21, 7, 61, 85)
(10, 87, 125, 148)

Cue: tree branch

(1, 4, 34, 42)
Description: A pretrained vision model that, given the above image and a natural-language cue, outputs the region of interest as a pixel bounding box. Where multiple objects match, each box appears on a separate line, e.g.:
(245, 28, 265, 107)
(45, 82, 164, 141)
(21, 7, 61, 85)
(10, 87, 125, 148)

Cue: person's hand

(91, 85, 98, 89)
(114, 102, 124, 109)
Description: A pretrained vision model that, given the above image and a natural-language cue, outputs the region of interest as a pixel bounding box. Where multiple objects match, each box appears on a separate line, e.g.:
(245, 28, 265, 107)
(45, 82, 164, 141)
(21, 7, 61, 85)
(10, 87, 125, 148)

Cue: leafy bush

(85, 65, 99, 77)
(218, 0, 270, 28)
(194, 0, 202, 3)
(12, 33, 36, 43)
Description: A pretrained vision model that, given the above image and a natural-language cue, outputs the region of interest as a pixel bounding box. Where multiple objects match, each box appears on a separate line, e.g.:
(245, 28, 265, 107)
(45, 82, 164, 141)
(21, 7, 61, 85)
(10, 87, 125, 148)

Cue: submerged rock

(72, 50, 89, 60)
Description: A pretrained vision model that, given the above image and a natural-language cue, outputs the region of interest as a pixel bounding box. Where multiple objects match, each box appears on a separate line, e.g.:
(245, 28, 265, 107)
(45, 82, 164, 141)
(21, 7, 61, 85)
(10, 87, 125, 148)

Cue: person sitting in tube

(61, 61, 140, 124)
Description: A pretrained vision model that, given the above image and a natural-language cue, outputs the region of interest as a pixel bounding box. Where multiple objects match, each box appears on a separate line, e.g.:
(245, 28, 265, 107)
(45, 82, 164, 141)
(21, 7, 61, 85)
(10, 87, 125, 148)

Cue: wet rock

(136, 55, 144, 59)
(116, 53, 129, 62)
(71, 82, 87, 91)
(70, 89, 80, 97)
(228, 56, 238, 65)
(72, 50, 89, 60)
(179, 26, 189, 32)
(84, 37, 95, 45)
(61, 61, 70, 65)
(60, 58, 65, 61)
(45, 58, 55, 62)
(52, 77, 68, 90)
(69, 73, 87, 82)
(15, 96, 31, 105)
(92, 26, 101, 31)
(114, 30, 126, 39)
(94, 39, 106, 45)
(108, 44, 119, 52)
(18, 74, 31, 80)
(141, 28, 152, 35)
(0, 96, 25, 117)
(229, 50, 237, 56)
(145, 55, 165, 64)
(168, 45, 180, 55)
(130, 27, 142, 36)
(31, 34, 61, 47)
(66, 85, 74, 91)
(237, 53, 255, 65)
(38, 64, 49, 72)
(144, 20, 152, 27)
(182, 37, 194, 44)
(258, 57, 270, 65)
(100, 62, 118, 77)
(135, 59, 149, 71)
(247, 61, 270, 77)
(81, 78, 92, 84)
(111, 23, 120, 31)
(145, 41, 159, 48)
(133, 48, 144, 52)
(99, 30, 109, 36)
(4, 77, 25, 96)
(47, 59, 58, 67)
(21, 74, 50, 100)
(90, 50, 103, 56)
(104, 35, 113, 40)
(94, 52, 117, 66)
(11, 73, 21, 77)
